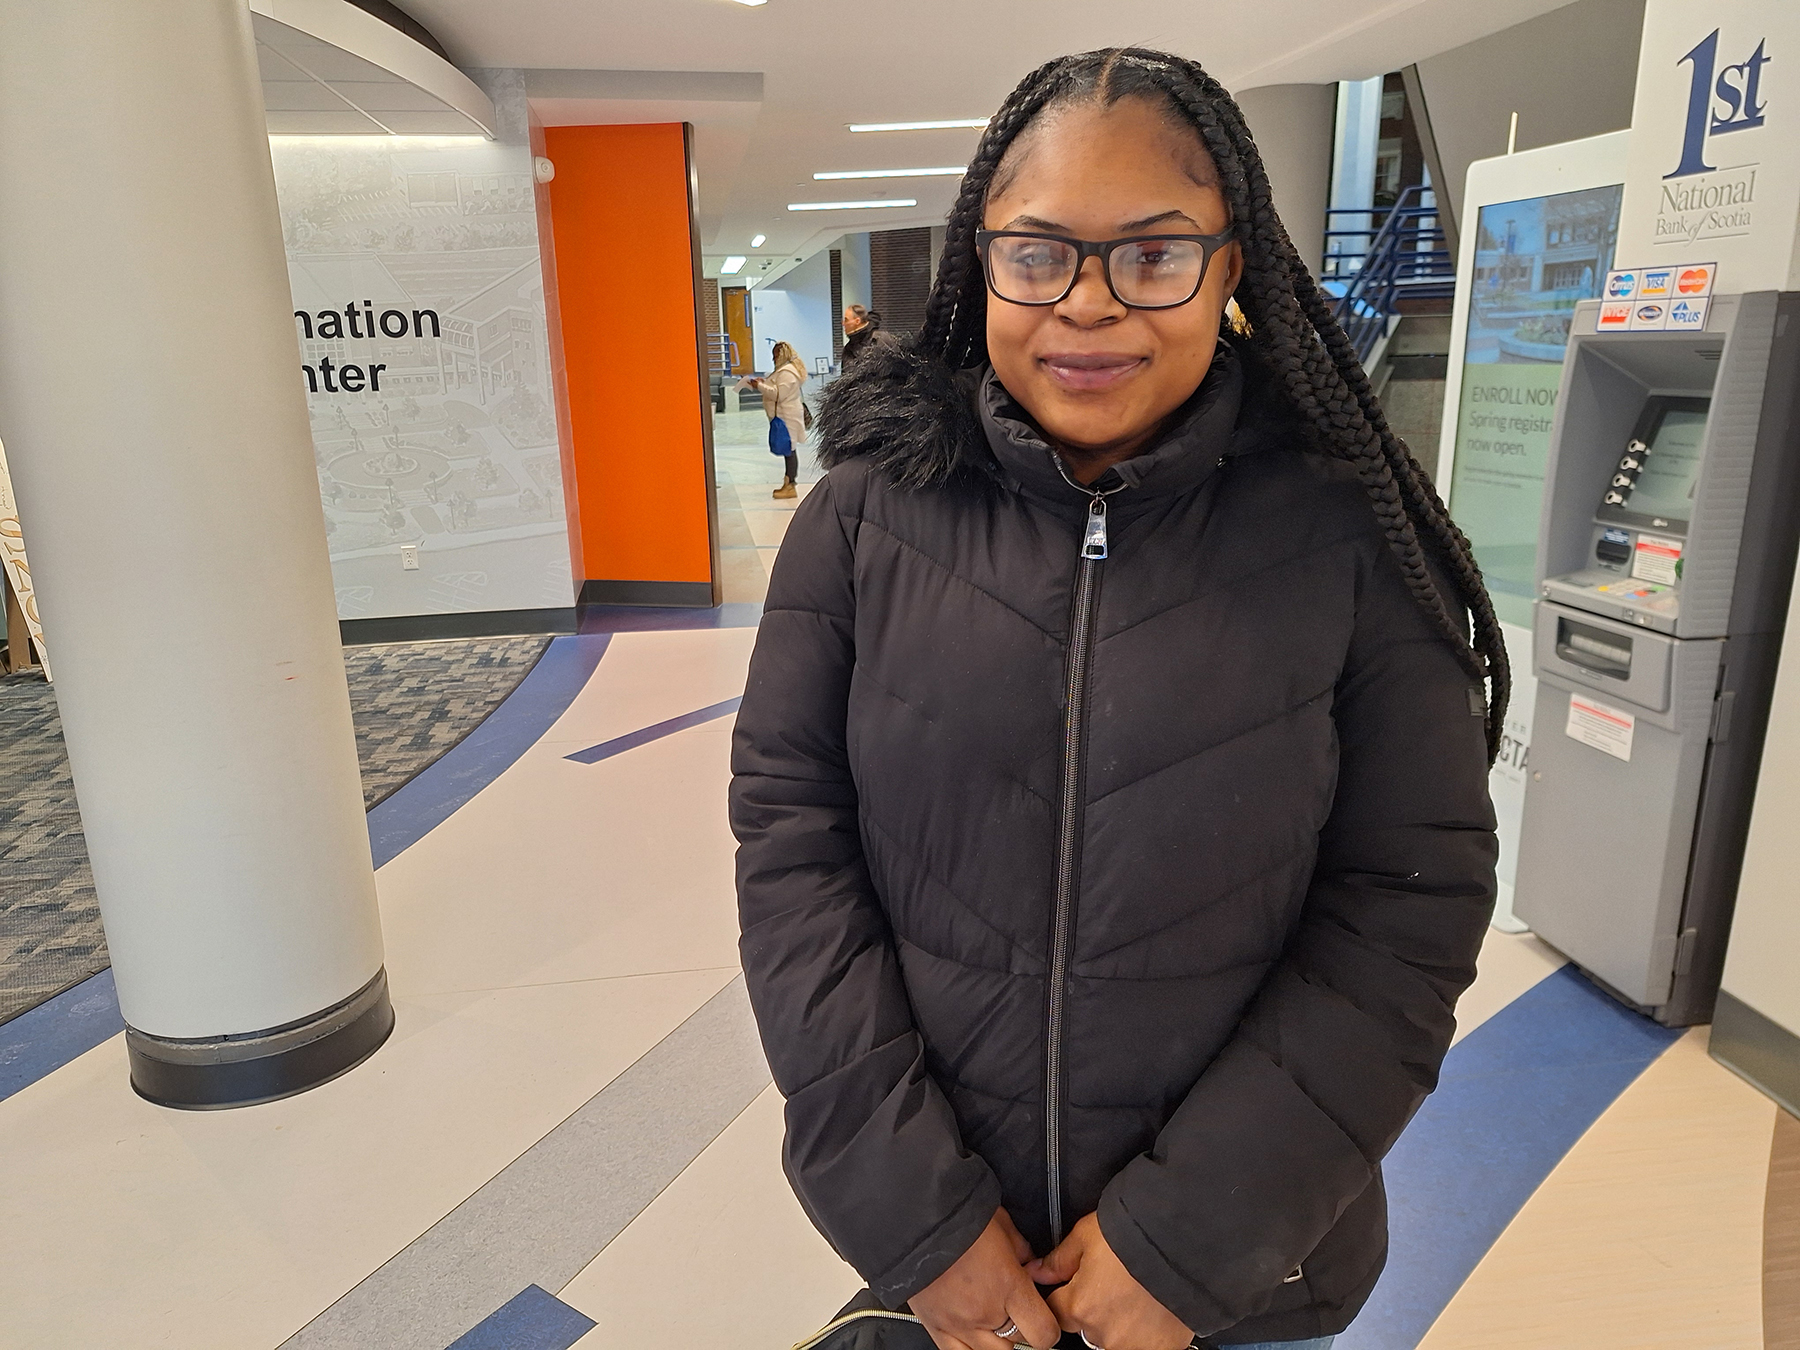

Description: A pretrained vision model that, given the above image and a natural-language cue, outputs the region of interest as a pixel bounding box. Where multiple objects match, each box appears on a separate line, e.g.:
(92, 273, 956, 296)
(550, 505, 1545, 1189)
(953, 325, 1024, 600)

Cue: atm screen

(1597, 396, 1712, 530)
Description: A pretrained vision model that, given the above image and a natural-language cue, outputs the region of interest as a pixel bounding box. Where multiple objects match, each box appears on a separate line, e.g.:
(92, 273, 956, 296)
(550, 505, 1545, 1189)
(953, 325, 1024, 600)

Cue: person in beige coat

(746, 340, 808, 499)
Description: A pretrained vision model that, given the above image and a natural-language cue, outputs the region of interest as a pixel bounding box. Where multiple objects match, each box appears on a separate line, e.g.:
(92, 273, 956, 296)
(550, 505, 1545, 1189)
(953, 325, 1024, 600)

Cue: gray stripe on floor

(281, 975, 771, 1350)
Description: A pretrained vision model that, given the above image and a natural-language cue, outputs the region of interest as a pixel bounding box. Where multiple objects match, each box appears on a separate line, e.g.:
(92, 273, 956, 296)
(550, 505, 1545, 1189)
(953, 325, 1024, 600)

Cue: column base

(125, 968, 394, 1110)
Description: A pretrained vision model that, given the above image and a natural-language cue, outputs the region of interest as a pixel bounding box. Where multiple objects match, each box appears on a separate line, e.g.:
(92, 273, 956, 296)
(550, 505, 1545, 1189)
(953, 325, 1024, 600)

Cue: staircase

(1370, 313, 1453, 485)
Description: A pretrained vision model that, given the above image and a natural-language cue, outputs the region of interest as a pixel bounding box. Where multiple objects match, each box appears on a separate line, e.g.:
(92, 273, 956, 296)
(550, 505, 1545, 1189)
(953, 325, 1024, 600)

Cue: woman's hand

(1028, 1213, 1194, 1350)
(910, 1208, 1062, 1350)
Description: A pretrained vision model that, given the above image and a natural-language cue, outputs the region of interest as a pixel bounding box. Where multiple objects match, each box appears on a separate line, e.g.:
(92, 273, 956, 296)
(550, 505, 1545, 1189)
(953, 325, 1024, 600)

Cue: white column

(0, 0, 390, 1108)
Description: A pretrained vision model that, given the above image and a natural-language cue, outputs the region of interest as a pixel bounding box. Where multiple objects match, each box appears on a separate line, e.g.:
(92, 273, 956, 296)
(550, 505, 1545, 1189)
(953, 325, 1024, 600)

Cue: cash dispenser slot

(1556, 617, 1632, 677)
(1535, 601, 1674, 713)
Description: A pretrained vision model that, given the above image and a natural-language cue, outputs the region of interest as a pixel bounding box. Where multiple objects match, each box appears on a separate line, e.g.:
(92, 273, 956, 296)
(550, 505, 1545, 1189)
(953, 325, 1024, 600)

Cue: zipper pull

(1081, 495, 1108, 560)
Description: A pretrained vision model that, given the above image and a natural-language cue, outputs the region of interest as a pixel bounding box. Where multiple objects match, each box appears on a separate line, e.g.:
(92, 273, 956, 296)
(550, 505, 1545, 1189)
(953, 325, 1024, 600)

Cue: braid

(917, 47, 1510, 761)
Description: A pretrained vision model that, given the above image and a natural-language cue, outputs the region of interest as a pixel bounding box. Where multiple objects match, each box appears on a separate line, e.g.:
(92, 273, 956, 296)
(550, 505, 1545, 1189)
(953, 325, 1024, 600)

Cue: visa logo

(1669, 29, 1771, 179)
(1639, 270, 1674, 296)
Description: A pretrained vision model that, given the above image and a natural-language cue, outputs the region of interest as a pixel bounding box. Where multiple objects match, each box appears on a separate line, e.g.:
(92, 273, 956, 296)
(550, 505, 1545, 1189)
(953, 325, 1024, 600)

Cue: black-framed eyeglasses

(975, 229, 1234, 310)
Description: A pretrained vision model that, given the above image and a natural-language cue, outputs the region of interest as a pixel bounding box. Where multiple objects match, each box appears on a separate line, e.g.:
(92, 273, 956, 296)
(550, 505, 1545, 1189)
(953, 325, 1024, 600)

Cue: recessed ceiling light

(750, 234, 766, 247)
(814, 166, 965, 180)
(848, 119, 988, 133)
(721, 256, 746, 273)
(732, 0, 767, 6)
(788, 198, 918, 211)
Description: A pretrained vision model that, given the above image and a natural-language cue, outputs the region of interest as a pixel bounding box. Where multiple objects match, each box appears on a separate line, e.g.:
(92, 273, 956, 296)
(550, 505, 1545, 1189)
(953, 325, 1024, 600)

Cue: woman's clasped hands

(910, 1209, 1196, 1350)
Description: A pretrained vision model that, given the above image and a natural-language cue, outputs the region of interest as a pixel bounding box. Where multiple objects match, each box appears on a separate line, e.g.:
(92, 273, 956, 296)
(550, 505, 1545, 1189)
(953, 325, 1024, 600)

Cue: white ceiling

(253, 0, 493, 135)
(367, 0, 1585, 277)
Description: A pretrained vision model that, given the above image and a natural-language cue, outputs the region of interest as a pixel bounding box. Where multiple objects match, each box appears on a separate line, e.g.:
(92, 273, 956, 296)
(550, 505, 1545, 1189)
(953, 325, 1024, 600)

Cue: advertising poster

(1447, 182, 1624, 925)
(270, 129, 572, 623)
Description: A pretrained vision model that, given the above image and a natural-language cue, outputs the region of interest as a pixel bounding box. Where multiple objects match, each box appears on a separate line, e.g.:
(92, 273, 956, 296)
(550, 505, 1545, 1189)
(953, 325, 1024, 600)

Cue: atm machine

(1515, 292, 1800, 1025)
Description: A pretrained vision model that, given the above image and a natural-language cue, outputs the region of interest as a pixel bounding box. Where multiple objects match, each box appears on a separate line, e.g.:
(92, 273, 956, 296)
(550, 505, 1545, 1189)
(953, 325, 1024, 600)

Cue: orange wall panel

(544, 123, 715, 593)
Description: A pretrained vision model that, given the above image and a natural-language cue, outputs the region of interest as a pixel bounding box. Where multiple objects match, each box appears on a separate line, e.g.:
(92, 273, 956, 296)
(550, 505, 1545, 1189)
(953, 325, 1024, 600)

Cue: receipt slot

(1515, 292, 1800, 1025)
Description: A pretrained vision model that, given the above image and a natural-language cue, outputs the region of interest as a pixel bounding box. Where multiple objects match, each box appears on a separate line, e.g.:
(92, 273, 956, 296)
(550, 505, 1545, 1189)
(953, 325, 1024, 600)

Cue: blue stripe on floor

(1334, 964, 1682, 1350)
(0, 633, 612, 1103)
(564, 696, 742, 765)
(368, 633, 611, 867)
(0, 968, 125, 1104)
(445, 1285, 595, 1350)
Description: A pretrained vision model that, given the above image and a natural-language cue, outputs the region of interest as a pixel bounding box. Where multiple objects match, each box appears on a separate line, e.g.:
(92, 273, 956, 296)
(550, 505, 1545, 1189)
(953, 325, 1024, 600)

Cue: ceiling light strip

(813, 167, 965, 180)
(848, 119, 988, 132)
(788, 199, 918, 211)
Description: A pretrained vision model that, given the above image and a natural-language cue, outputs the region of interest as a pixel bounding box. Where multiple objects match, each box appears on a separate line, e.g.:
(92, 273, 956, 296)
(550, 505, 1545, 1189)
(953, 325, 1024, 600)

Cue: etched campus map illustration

(270, 133, 572, 621)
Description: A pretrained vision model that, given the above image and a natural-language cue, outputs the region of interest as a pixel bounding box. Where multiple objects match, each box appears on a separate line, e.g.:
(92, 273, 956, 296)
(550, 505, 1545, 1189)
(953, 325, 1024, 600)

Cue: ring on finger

(993, 1320, 1020, 1342)
(1080, 1334, 1106, 1350)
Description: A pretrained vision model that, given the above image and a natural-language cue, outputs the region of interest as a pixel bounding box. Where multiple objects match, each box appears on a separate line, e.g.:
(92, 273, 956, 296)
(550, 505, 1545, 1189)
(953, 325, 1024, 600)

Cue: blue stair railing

(1321, 185, 1456, 363)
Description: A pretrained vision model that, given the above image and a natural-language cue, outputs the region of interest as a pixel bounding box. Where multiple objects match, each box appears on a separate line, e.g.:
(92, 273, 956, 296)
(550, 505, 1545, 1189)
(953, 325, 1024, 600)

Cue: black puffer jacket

(730, 339, 1497, 1344)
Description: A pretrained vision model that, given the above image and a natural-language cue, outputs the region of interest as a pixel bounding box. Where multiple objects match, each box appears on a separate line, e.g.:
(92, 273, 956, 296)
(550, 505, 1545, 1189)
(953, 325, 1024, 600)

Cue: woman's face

(982, 98, 1242, 462)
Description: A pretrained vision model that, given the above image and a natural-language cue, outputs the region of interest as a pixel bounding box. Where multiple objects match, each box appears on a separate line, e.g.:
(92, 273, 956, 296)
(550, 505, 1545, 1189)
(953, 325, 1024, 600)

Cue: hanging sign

(1614, 1, 1800, 292)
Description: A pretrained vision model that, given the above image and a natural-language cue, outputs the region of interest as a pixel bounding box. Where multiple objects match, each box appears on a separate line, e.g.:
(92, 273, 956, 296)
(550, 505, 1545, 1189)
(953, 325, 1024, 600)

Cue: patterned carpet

(0, 635, 551, 1026)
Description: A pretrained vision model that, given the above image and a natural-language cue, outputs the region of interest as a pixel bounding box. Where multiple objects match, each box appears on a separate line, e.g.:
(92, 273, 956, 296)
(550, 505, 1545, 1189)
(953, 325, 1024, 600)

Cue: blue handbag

(769, 413, 793, 456)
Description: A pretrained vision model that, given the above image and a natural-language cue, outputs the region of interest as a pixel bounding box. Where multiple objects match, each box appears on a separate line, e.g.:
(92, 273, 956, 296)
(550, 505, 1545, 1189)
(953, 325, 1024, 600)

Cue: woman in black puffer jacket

(731, 48, 1502, 1350)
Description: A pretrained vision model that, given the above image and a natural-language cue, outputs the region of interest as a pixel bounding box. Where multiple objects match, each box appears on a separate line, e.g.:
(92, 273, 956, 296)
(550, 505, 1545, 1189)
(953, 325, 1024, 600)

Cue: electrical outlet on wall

(400, 543, 420, 571)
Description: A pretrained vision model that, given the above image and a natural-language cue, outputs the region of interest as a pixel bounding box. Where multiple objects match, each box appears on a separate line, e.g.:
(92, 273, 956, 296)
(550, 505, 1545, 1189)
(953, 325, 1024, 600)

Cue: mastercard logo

(1678, 268, 1711, 294)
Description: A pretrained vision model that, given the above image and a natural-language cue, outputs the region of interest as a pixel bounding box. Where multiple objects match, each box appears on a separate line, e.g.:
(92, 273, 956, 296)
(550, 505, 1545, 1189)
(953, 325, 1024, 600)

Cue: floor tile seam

(277, 978, 767, 1350)
(404, 965, 743, 999)
(550, 1081, 778, 1303)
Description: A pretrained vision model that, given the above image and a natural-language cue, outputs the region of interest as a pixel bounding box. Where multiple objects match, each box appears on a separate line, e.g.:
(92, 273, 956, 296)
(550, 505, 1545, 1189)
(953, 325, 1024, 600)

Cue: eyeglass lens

(985, 236, 1209, 307)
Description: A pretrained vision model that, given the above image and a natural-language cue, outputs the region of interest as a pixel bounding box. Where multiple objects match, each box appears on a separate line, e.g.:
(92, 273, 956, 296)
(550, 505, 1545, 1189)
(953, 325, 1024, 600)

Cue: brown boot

(772, 480, 797, 500)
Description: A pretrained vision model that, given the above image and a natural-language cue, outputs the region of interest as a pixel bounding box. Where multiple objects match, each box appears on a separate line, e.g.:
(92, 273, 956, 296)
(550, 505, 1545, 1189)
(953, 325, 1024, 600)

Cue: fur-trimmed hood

(813, 333, 1311, 494)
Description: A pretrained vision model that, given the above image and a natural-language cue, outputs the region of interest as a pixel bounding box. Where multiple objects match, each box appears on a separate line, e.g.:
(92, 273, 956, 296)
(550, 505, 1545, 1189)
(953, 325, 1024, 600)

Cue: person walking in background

(744, 340, 809, 500)
(841, 304, 896, 368)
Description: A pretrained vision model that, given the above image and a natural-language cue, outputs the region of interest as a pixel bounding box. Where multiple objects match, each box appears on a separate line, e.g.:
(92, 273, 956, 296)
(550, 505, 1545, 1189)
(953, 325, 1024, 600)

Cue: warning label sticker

(1632, 533, 1682, 585)
(1567, 693, 1635, 761)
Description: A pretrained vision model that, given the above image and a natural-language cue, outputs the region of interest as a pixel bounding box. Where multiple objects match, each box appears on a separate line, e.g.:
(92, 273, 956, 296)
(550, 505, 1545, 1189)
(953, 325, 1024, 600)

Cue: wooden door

(722, 286, 753, 375)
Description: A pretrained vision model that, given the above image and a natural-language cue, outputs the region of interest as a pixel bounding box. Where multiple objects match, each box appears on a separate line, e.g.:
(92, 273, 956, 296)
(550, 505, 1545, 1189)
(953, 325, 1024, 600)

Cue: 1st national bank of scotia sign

(1617, 0, 1800, 290)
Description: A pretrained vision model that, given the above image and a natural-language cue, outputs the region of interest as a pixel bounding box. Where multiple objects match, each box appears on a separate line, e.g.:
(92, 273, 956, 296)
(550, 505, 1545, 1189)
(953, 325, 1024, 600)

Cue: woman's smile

(1039, 350, 1147, 391)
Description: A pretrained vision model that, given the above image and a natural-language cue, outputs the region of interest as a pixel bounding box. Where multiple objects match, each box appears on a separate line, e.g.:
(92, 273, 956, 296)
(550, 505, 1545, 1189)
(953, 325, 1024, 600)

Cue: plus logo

(1668, 29, 1772, 179)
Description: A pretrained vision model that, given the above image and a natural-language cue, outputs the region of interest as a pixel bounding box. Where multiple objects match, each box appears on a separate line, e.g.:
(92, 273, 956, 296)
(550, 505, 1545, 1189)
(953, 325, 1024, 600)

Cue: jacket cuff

(1097, 1190, 1233, 1337)
(869, 1170, 1004, 1309)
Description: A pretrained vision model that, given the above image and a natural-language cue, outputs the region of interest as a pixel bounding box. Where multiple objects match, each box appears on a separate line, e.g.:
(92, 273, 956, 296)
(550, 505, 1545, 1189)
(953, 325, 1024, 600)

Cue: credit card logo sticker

(1667, 298, 1709, 330)
(1677, 265, 1713, 294)
(1598, 301, 1633, 329)
(1638, 270, 1673, 297)
(1636, 304, 1665, 321)
(1606, 271, 1637, 298)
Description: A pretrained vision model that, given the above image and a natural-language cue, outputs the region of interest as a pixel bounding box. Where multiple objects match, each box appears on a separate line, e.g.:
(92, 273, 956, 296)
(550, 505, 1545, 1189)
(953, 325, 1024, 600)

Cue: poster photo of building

(270, 132, 570, 623)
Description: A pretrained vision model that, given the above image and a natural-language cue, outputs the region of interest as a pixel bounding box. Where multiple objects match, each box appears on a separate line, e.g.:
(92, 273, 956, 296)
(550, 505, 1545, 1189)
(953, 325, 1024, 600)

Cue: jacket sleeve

(730, 471, 1003, 1306)
(1096, 536, 1499, 1337)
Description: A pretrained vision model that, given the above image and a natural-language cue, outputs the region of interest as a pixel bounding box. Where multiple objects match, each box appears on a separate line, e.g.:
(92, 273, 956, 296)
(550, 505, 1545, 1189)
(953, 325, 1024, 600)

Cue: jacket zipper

(1046, 477, 1116, 1245)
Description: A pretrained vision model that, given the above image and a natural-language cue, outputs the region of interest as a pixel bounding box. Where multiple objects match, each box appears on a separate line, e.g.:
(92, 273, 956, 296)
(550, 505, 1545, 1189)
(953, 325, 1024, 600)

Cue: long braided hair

(918, 47, 1510, 761)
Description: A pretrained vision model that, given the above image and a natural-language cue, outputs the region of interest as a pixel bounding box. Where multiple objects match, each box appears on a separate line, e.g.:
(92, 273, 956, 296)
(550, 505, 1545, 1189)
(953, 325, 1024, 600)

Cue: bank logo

(1607, 271, 1637, 297)
(1669, 29, 1770, 179)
